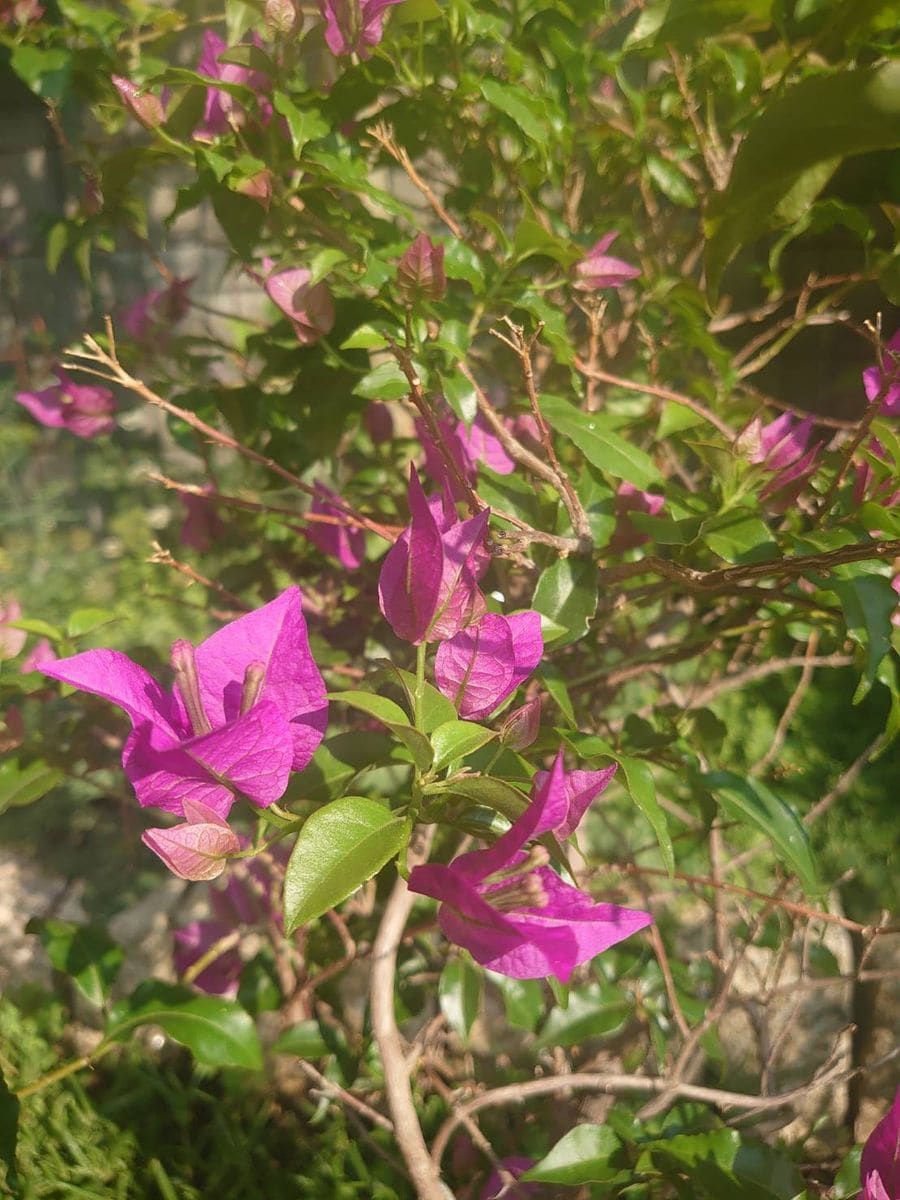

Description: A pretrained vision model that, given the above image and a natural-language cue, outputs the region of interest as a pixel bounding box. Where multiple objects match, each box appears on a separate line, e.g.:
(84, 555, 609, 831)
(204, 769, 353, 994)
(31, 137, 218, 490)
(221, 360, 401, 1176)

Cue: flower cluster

(378, 468, 652, 979)
(41, 588, 327, 879)
(409, 750, 652, 982)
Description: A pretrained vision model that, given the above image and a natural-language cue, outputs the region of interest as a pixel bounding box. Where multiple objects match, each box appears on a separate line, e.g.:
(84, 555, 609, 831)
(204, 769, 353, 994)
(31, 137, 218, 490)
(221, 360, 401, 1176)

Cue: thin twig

(368, 123, 465, 241)
(63, 324, 394, 541)
(574, 359, 736, 440)
(296, 1061, 395, 1133)
(606, 864, 899, 936)
(752, 631, 819, 775)
(430, 1051, 849, 1167)
(492, 319, 592, 545)
(147, 543, 250, 611)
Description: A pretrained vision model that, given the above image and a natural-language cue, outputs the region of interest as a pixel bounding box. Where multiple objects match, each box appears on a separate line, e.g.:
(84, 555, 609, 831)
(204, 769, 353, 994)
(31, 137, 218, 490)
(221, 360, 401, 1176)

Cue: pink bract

(0, 597, 27, 661)
(264, 262, 335, 346)
(397, 233, 446, 304)
(142, 798, 241, 881)
(41, 588, 327, 818)
(319, 0, 405, 59)
(863, 329, 900, 417)
(303, 485, 366, 569)
(195, 30, 273, 140)
(434, 611, 543, 720)
(861, 1088, 900, 1199)
(378, 468, 489, 645)
(575, 232, 640, 290)
(16, 368, 116, 438)
(408, 750, 652, 981)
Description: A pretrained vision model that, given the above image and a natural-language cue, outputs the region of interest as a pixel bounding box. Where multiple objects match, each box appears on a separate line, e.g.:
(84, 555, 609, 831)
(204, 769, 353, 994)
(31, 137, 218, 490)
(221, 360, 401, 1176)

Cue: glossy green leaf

(703, 771, 817, 892)
(486, 972, 544, 1031)
(539, 396, 661, 489)
(830, 574, 897, 703)
(353, 360, 414, 402)
(326, 690, 433, 770)
(439, 957, 482, 1041)
(538, 663, 576, 726)
(616, 756, 674, 876)
(706, 62, 900, 290)
(0, 761, 64, 816)
(442, 239, 485, 293)
(10, 45, 72, 102)
(272, 93, 328, 159)
(271, 1020, 330, 1059)
(284, 796, 407, 932)
(66, 608, 116, 639)
(443, 776, 529, 823)
(431, 720, 496, 770)
(524, 1124, 623, 1184)
(384, 666, 457, 733)
(479, 79, 548, 148)
(26, 919, 123, 1007)
(536, 981, 630, 1048)
(107, 982, 262, 1070)
(532, 557, 598, 646)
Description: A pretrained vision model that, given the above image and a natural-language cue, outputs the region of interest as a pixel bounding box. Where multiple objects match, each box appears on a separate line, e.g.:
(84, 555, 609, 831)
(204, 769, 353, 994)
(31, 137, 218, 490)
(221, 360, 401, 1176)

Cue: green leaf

(10, 45, 72, 102)
(107, 982, 262, 1069)
(703, 771, 817, 893)
(271, 1020, 330, 1059)
(326, 690, 408, 727)
(442, 239, 485, 293)
(210, 186, 264, 259)
(830, 574, 897, 703)
(341, 324, 390, 350)
(539, 396, 661, 489)
(66, 608, 116, 639)
(0, 761, 64, 816)
(7, 618, 63, 641)
(443, 370, 478, 424)
(442, 776, 529, 823)
(536, 981, 630, 1048)
(0, 1068, 19, 1196)
(615, 756, 674, 876)
(647, 154, 698, 207)
(538, 663, 576, 726)
(703, 510, 776, 562)
(706, 62, 900, 291)
(532, 557, 598, 646)
(284, 796, 407, 932)
(479, 79, 549, 148)
(26, 919, 123, 1007)
(353, 360, 414, 402)
(524, 1124, 623, 1185)
(46, 222, 69, 275)
(386, 667, 457, 733)
(272, 93, 329, 159)
(439, 957, 482, 1042)
(430, 720, 496, 770)
(326, 690, 433, 770)
(486, 972, 544, 1031)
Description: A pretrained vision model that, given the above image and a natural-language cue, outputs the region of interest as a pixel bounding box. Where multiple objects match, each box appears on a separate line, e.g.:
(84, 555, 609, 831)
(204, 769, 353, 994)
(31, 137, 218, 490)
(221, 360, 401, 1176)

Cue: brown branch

(370, 828, 445, 1200)
(147, 543, 250, 612)
(607, 864, 899, 936)
(683, 652, 854, 710)
(63, 325, 394, 542)
(296, 1061, 394, 1133)
(574, 358, 736, 440)
(368, 122, 465, 241)
(598, 538, 900, 591)
(492, 319, 592, 546)
(388, 340, 483, 519)
(430, 1051, 848, 1168)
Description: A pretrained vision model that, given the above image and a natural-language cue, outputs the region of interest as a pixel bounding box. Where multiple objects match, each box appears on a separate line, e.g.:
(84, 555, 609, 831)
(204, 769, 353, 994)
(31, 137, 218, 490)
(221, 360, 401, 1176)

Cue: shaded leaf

(107, 982, 262, 1069)
(532, 557, 598, 646)
(703, 771, 817, 892)
(439, 957, 482, 1041)
(26, 919, 123, 1007)
(524, 1124, 623, 1185)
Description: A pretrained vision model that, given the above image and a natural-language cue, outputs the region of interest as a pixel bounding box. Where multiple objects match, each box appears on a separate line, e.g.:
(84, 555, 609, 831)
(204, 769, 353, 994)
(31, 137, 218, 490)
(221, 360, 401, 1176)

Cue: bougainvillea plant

(1, 0, 898, 1197)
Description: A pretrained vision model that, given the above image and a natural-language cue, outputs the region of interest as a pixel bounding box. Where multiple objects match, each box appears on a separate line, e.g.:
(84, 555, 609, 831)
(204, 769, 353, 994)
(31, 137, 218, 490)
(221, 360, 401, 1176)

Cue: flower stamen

(171, 639, 212, 735)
